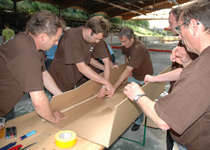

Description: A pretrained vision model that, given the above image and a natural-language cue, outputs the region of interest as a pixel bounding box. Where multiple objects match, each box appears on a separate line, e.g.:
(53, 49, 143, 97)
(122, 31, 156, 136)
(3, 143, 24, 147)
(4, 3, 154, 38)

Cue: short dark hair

(4, 23, 9, 27)
(26, 10, 66, 37)
(84, 16, 110, 38)
(117, 26, 135, 40)
(181, 0, 210, 34)
(169, 7, 183, 22)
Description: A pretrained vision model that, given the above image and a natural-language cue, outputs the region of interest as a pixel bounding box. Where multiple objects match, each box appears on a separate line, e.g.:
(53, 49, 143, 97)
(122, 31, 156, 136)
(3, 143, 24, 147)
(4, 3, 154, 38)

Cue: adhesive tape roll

(55, 130, 76, 148)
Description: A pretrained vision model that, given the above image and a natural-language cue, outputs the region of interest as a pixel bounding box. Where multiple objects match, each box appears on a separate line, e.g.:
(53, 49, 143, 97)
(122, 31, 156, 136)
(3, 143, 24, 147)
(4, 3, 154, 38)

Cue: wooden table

(0, 111, 104, 150)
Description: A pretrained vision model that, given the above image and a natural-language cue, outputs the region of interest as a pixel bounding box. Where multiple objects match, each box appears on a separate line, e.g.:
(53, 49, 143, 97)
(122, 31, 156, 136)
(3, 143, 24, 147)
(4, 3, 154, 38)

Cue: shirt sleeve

(155, 60, 210, 134)
(7, 53, 44, 92)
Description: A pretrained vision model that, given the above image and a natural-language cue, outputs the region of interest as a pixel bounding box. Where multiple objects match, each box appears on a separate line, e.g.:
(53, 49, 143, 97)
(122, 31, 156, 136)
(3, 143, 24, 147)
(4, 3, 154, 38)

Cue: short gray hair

(181, 0, 210, 34)
(117, 26, 135, 40)
(26, 10, 66, 37)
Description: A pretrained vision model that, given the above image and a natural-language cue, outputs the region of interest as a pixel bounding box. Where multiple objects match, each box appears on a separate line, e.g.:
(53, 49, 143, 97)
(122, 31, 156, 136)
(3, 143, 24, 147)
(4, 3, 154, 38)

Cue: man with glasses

(124, 0, 210, 149)
(49, 16, 115, 98)
(144, 6, 197, 150)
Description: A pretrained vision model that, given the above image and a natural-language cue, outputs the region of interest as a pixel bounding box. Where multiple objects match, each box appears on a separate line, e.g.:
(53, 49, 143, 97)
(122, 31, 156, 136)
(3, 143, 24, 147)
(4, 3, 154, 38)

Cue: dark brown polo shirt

(0, 32, 46, 116)
(155, 46, 210, 149)
(122, 38, 153, 81)
(49, 27, 109, 91)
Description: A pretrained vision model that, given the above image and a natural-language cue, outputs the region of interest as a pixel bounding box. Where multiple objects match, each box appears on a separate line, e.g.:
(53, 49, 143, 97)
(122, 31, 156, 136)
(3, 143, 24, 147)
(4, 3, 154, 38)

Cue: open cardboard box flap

(51, 64, 170, 147)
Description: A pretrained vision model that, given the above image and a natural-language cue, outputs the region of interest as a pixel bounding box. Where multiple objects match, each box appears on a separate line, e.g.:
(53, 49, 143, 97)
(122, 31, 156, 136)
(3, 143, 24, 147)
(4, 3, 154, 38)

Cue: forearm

(152, 68, 182, 82)
(102, 58, 111, 81)
(137, 96, 170, 130)
(114, 69, 130, 89)
(90, 58, 104, 71)
(124, 82, 170, 130)
(42, 70, 62, 95)
(30, 91, 56, 123)
(77, 62, 109, 86)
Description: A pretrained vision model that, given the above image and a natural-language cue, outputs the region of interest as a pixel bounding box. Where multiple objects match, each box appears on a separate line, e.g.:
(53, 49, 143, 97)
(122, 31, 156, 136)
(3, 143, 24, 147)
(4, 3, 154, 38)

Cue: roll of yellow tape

(55, 130, 76, 148)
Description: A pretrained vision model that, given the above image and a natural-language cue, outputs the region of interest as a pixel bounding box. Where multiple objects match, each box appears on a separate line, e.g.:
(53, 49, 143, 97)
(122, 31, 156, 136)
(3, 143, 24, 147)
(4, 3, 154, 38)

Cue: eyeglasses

(174, 19, 191, 35)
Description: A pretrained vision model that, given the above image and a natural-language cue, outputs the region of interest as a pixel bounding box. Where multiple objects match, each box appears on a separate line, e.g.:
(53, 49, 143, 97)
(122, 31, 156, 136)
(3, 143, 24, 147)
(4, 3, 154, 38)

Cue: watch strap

(134, 94, 147, 103)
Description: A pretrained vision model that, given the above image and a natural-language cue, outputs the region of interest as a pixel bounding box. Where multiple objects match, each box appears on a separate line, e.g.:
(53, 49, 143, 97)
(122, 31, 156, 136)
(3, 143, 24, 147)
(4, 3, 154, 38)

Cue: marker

(19, 130, 36, 140)
(0, 142, 17, 150)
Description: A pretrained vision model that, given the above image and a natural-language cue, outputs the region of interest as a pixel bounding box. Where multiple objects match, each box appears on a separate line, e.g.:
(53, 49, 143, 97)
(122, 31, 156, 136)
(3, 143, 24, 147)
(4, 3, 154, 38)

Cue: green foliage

(63, 8, 88, 20)
(110, 17, 122, 24)
(124, 23, 162, 36)
(90, 13, 108, 20)
(17, 0, 59, 14)
(125, 20, 149, 28)
(0, 0, 13, 9)
(0, 0, 166, 36)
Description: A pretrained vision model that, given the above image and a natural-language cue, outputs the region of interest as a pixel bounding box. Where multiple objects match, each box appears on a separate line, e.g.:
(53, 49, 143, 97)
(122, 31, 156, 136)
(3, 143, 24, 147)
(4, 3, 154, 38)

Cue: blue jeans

(128, 76, 144, 125)
(174, 142, 187, 150)
(3, 108, 15, 121)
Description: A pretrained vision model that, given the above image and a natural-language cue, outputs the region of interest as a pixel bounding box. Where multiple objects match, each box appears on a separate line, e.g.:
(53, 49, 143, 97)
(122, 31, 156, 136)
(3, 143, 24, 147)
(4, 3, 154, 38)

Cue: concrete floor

(14, 40, 177, 150)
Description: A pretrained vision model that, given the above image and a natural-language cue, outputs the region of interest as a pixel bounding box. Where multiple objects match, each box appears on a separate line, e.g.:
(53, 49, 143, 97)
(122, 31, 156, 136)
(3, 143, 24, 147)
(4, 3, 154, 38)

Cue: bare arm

(42, 70, 62, 95)
(114, 66, 133, 89)
(90, 58, 104, 71)
(100, 57, 115, 97)
(90, 58, 119, 70)
(144, 68, 182, 83)
(124, 82, 170, 130)
(76, 62, 114, 94)
(29, 91, 66, 123)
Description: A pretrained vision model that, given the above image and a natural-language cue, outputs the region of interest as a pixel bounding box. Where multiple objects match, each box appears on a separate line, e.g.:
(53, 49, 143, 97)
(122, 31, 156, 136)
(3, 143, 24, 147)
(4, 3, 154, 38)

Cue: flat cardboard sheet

(51, 64, 170, 147)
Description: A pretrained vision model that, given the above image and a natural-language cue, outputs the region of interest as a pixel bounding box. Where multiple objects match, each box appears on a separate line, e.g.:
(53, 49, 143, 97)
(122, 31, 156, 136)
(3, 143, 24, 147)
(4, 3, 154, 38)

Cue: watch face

(134, 95, 139, 102)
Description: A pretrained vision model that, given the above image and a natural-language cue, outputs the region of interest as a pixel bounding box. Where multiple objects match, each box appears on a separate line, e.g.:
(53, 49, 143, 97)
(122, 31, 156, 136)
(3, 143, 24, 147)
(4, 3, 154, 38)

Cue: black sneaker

(131, 123, 140, 131)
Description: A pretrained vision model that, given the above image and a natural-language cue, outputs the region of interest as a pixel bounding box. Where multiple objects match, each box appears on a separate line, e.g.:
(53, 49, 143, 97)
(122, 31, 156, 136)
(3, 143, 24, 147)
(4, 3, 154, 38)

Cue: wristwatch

(134, 94, 147, 103)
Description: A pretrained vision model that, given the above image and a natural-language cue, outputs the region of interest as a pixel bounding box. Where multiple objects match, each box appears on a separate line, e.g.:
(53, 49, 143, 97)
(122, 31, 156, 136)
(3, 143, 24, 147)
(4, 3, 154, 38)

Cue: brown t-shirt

(122, 38, 153, 81)
(0, 32, 46, 116)
(155, 46, 210, 149)
(49, 27, 109, 91)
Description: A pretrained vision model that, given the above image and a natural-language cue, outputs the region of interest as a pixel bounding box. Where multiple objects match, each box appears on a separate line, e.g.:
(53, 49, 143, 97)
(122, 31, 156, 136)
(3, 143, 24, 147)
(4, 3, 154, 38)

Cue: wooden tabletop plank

(0, 111, 104, 150)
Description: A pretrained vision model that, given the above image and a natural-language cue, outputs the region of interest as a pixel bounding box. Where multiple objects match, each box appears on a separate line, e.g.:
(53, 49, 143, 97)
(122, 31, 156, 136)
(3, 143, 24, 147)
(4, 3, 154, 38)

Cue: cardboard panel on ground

(51, 64, 170, 147)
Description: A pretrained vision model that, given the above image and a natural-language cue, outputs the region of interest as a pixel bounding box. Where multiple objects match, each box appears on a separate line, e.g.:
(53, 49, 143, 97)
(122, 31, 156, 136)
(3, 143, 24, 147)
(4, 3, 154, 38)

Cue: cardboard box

(51, 63, 170, 147)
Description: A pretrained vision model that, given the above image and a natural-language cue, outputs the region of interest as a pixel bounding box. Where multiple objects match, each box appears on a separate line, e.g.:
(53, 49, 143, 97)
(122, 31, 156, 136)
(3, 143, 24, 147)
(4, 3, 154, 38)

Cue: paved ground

(13, 41, 178, 150)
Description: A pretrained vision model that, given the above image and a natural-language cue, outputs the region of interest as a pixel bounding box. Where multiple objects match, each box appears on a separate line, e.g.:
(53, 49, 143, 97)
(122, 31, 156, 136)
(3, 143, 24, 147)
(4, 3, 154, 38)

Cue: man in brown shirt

(144, 7, 197, 150)
(49, 16, 115, 98)
(114, 26, 153, 131)
(0, 10, 66, 123)
(124, 0, 210, 149)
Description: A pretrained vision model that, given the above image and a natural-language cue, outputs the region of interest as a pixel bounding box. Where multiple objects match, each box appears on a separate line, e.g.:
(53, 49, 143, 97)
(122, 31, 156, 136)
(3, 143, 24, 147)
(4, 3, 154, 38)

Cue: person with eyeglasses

(124, 0, 210, 149)
(144, 6, 198, 150)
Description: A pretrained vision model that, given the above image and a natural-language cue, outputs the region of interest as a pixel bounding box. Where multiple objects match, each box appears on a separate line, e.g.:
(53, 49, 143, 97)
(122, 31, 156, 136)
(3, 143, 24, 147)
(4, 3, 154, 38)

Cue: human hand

(97, 86, 106, 98)
(170, 46, 192, 67)
(144, 74, 154, 83)
(112, 64, 119, 69)
(52, 110, 67, 123)
(123, 82, 145, 101)
(104, 82, 115, 98)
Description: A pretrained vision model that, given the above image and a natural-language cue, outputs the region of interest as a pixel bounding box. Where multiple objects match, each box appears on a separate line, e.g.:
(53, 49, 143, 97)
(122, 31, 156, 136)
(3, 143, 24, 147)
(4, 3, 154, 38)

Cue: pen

(19, 130, 36, 140)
